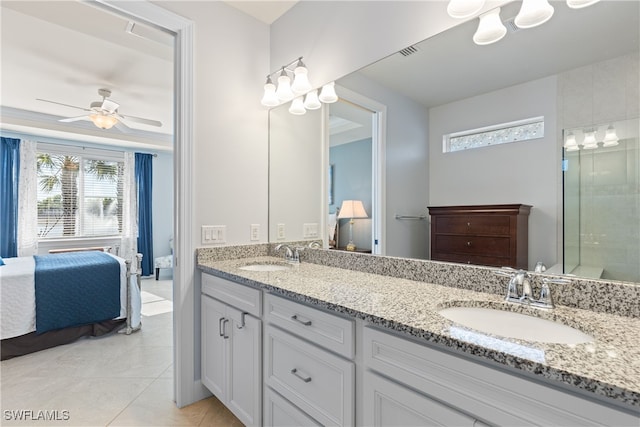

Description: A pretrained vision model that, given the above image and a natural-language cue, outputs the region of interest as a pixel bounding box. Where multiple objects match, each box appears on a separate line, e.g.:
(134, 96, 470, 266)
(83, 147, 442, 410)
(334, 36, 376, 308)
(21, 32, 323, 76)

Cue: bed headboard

(48, 246, 110, 254)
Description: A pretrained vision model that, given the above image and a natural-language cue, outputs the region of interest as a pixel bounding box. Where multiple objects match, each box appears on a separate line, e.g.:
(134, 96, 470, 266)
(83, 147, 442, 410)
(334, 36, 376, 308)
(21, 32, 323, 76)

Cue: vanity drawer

(433, 235, 510, 257)
(202, 273, 262, 317)
(265, 325, 354, 427)
(433, 215, 510, 236)
(264, 293, 355, 359)
(264, 386, 322, 427)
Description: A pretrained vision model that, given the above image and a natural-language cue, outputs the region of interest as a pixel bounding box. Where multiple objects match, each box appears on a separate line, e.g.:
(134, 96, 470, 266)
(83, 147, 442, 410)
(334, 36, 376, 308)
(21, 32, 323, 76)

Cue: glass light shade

(276, 70, 294, 102)
(261, 78, 279, 107)
(473, 8, 507, 45)
(291, 65, 312, 95)
(319, 82, 338, 103)
(602, 126, 619, 147)
(303, 90, 322, 110)
(566, 0, 600, 9)
(564, 133, 579, 151)
(90, 113, 117, 129)
(514, 0, 554, 29)
(289, 97, 306, 115)
(447, 0, 486, 19)
(337, 200, 368, 219)
(582, 131, 598, 149)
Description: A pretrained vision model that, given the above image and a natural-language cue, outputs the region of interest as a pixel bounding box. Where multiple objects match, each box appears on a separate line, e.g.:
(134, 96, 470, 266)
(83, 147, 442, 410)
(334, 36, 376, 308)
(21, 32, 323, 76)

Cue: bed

(0, 250, 142, 360)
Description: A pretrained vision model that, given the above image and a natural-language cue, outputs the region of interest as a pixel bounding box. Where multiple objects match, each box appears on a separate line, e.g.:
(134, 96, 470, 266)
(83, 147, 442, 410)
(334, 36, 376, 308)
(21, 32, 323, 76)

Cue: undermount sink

(238, 263, 292, 272)
(438, 306, 593, 344)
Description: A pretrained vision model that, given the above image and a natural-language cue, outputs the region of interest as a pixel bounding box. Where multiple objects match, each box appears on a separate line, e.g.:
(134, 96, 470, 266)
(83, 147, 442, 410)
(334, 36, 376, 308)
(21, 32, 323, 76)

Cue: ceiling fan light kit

(446, 0, 600, 45)
(37, 88, 162, 132)
(261, 56, 338, 115)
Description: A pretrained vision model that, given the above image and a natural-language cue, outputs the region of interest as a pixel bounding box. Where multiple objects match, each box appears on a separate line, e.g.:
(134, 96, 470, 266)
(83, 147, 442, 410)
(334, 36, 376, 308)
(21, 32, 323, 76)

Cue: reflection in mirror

(268, 0, 639, 283)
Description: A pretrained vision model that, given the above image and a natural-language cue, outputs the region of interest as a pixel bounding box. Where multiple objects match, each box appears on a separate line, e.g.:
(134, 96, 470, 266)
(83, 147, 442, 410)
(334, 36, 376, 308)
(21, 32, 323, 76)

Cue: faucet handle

(534, 262, 547, 273)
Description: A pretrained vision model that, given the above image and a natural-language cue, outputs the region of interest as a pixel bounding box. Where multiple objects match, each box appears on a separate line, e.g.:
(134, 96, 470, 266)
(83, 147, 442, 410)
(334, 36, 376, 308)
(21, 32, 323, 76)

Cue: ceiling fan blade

(114, 119, 131, 133)
(36, 98, 90, 111)
(101, 99, 120, 114)
(118, 114, 162, 127)
(59, 115, 90, 123)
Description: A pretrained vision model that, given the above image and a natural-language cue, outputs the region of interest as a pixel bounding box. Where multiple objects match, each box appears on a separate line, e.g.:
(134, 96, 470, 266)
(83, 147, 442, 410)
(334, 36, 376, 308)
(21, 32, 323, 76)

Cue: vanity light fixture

(514, 0, 554, 29)
(582, 131, 598, 149)
(602, 125, 619, 147)
(564, 132, 579, 151)
(261, 56, 338, 114)
(473, 8, 507, 45)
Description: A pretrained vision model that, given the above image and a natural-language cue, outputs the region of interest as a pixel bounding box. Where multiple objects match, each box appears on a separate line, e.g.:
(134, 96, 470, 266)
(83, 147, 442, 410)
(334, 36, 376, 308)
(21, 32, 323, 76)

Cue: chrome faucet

(274, 244, 300, 264)
(496, 267, 570, 309)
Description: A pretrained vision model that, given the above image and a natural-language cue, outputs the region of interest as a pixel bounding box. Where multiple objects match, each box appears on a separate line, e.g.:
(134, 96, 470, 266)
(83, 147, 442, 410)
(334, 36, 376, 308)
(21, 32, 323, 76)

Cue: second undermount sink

(238, 263, 292, 272)
(438, 306, 593, 344)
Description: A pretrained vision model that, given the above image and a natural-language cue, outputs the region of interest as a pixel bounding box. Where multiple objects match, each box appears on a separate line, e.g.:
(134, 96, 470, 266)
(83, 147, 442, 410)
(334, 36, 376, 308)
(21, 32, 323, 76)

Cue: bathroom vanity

(198, 247, 639, 426)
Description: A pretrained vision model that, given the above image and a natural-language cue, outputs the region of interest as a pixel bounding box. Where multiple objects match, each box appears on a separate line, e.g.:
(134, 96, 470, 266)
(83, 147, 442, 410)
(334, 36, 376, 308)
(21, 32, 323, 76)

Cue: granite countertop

(198, 256, 640, 409)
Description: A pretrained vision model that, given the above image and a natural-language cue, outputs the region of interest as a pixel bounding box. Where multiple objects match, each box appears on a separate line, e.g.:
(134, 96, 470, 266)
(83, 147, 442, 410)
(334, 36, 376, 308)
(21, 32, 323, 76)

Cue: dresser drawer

(433, 215, 510, 235)
(431, 251, 509, 268)
(202, 273, 262, 317)
(433, 234, 510, 257)
(264, 293, 355, 359)
(265, 325, 354, 426)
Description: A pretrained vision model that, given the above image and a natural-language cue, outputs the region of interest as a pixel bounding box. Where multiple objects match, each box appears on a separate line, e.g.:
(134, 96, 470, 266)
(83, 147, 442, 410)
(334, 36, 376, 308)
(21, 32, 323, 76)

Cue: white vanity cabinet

(264, 294, 355, 427)
(362, 326, 639, 426)
(201, 273, 262, 426)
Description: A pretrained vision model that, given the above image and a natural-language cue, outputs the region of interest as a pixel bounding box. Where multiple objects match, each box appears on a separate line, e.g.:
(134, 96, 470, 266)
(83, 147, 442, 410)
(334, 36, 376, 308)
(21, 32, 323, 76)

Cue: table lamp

(337, 200, 368, 251)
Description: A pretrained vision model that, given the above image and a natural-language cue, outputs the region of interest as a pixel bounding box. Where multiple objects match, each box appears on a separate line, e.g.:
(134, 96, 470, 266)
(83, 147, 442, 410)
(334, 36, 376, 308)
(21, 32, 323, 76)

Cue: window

(37, 143, 125, 239)
(443, 117, 545, 153)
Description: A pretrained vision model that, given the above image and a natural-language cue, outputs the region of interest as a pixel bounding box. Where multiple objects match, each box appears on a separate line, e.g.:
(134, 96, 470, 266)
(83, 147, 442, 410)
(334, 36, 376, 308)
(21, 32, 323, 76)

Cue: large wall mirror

(269, 0, 639, 283)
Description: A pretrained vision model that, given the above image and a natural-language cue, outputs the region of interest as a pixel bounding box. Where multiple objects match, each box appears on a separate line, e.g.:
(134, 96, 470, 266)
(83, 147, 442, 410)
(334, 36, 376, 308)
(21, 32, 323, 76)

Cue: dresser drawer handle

(291, 368, 312, 383)
(291, 315, 312, 326)
(467, 222, 471, 227)
(467, 241, 472, 246)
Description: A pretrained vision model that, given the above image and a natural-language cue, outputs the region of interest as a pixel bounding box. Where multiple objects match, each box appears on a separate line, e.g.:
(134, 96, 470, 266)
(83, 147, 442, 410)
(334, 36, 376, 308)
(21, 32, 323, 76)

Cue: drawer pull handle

(467, 241, 472, 246)
(219, 318, 229, 339)
(467, 222, 471, 227)
(290, 368, 312, 383)
(291, 315, 312, 326)
(218, 317, 226, 337)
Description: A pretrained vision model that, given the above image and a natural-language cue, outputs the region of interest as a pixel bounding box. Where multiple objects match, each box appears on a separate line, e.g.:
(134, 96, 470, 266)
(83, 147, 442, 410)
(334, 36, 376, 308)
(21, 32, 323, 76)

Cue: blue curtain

(135, 153, 153, 276)
(1, 137, 20, 258)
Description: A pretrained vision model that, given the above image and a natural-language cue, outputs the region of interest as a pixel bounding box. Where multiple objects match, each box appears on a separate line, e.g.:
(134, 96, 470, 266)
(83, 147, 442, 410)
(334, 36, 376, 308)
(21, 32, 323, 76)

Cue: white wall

(429, 76, 559, 269)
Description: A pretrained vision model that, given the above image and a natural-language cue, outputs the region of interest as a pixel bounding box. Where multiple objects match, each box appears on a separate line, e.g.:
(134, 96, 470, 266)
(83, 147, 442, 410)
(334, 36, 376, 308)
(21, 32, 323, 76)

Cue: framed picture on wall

(328, 164, 334, 205)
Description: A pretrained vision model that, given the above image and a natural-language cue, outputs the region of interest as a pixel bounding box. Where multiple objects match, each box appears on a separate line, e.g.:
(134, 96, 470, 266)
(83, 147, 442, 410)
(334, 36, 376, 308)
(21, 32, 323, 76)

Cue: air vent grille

(398, 45, 419, 57)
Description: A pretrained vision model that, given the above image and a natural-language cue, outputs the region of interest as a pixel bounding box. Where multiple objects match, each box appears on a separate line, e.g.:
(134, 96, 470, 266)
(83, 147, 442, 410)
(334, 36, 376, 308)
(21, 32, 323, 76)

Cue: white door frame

(332, 86, 387, 255)
(95, 0, 203, 407)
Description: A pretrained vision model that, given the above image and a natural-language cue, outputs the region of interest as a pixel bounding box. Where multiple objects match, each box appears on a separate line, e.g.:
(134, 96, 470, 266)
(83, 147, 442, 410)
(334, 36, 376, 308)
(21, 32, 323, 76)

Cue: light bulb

(319, 82, 338, 103)
(447, 0, 486, 19)
(473, 8, 507, 45)
(275, 68, 294, 102)
(566, 0, 600, 9)
(602, 125, 619, 147)
(289, 97, 306, 115)
(291, 59, 312, 95)
(515, 0, 554, 29)
(261, 76, 279, 107)
(304, 90, 322, 110)
(582, 131, 598, 149)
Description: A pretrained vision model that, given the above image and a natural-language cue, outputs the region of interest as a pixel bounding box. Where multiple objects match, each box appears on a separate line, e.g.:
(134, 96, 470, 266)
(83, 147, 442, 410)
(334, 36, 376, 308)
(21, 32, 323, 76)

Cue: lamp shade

(319, 82, 338, 103)
(582, 131, 598, 149)
(304, 90, 322, 110)
(514, 0, 554, 29)
(564, 132, 579, 151)
(566, 0, 600, 9)
(337, 200, 368, 219)
(90, 113, 118, 129)
(289, 97, 306, 115)
(447, 0, 485, 19)
(261, 76, 279, 107)
(602, 125, 619, 147)
(291, 61, 312, 95)
(276, 69, 294, 101)
(473, 8, 507, 45)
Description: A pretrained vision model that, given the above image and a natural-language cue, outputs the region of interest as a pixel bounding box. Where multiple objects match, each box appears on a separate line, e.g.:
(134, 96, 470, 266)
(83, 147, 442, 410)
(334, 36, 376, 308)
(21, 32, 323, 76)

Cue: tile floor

(0, 279, 243, 427)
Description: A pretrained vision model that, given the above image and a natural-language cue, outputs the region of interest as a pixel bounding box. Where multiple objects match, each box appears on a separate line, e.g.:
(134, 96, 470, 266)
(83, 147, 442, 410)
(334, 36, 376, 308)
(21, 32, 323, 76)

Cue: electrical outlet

(250, 224, 260, 241)
(277, 223, 285, 240)
(303, 223, 319, 238)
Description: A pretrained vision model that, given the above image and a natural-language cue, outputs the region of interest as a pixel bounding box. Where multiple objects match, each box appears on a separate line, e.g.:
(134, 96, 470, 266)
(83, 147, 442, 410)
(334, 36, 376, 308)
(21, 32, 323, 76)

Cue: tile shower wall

(559, 53, 640, 282)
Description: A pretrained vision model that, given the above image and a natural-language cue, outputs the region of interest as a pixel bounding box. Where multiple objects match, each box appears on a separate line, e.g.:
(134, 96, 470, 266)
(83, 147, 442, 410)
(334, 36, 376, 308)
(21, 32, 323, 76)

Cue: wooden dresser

(428, 204, 532, 269)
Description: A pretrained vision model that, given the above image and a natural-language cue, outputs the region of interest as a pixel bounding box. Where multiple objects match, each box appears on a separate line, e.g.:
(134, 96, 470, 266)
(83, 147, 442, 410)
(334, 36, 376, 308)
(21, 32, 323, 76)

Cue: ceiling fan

(36, 88, 162, 131)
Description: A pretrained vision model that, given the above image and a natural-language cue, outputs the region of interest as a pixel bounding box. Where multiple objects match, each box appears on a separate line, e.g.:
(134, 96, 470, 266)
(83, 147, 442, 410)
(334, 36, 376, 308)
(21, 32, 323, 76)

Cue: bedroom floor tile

(1, 279, 242, 426)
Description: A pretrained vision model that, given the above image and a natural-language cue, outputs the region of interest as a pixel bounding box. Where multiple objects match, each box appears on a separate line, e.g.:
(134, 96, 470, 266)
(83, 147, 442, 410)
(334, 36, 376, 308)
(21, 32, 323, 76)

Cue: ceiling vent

(398, 45, 419, 57)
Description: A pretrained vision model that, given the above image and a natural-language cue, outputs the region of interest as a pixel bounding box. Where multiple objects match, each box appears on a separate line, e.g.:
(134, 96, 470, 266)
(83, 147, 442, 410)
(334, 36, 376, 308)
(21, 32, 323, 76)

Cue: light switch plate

(277, 223, 285, 240)
(303, 223, 319, 238)
(250, 224, 260, 241)
(202, 225, 226, 244)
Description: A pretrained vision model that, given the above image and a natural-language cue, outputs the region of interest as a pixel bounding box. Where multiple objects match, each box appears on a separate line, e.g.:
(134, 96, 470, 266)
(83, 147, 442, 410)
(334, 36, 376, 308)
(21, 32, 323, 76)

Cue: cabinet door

(201, 295, 228, 400)
(227, 306, 262, 426)
(363, 371, 475, 427)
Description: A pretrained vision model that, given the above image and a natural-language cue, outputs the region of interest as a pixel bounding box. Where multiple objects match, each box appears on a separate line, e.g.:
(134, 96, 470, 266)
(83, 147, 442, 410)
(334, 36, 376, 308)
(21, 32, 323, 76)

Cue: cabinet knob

(467, 241, 472, 247)
(467, 222, 471, 227)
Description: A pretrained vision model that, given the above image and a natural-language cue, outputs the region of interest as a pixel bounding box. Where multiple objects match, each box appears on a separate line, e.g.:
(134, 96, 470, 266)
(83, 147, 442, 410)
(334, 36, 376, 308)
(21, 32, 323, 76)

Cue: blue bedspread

(34, 251, 121, 334)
